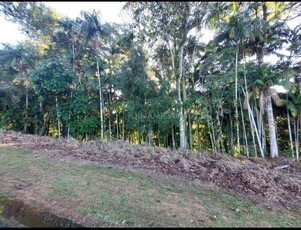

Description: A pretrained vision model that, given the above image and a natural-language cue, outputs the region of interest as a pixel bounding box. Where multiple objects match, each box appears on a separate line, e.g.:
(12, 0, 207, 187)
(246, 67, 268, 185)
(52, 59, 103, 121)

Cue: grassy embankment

(0, 146, 300, 227)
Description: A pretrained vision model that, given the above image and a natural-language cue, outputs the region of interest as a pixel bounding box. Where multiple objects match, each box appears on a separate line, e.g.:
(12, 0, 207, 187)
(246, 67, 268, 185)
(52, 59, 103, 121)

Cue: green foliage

(29, 58, 74, 100)
(0, 2, 60, 38)
(1, 1, 301, 154)
(246, 63, 295, 91)
(285, 92, 301, 117)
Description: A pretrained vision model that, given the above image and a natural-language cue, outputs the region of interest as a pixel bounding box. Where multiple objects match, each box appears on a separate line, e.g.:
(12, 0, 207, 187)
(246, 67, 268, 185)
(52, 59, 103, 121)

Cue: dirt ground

(1, 129, 301, 214)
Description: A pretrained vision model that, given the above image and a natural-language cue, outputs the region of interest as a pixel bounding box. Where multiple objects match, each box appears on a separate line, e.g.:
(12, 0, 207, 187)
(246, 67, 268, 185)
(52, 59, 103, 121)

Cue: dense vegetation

(0, 2, 301, 159)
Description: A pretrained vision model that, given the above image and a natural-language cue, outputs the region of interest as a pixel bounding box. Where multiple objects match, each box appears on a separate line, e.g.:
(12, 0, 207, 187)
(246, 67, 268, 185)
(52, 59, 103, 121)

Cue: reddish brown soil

(1, 129, 301, 210)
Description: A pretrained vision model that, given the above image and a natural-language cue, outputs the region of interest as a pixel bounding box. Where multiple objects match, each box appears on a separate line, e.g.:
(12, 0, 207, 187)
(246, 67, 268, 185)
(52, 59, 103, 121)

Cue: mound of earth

(1, 129, 301, 210)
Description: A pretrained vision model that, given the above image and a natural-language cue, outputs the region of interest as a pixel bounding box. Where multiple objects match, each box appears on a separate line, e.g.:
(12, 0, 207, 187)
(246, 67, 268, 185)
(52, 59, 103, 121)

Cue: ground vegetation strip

(0, 129, 301, 227)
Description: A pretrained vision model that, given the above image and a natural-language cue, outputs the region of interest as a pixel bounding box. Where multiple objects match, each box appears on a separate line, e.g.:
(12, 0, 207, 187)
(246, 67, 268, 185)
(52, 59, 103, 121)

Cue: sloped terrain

(1, 129, 301, 210)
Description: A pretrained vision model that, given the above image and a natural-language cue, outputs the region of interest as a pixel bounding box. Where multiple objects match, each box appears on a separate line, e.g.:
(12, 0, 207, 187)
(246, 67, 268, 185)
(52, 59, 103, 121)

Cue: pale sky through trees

(0, 2, 290, 93)
(0, 2, 128, 45)
(0, 1, 298, 69)
(0, 2, 215, 46)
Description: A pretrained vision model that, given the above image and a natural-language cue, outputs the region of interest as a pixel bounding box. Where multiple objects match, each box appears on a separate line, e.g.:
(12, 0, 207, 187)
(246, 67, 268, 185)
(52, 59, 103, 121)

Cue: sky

(45, 1, 128, 23)
(0, 2, 298, 68)
(0, 1, 215, 47)
(0, 2, 295, 93)
(0, 2, 129, 45)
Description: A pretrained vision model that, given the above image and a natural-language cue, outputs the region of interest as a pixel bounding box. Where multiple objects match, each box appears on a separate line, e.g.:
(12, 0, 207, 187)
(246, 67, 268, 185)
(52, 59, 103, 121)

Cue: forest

(0, 2, 301, 160)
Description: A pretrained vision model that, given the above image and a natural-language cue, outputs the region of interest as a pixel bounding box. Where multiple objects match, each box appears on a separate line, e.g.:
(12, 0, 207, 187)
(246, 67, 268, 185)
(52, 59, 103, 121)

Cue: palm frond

(254, 79, 264, 86)
(287, 101, 299, 117)
(270, 90, 282, 106)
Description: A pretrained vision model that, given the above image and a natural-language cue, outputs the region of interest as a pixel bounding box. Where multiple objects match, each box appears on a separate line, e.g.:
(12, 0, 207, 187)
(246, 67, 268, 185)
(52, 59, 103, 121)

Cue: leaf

(254, 79, 264, 86)
(232, 2, 237, 13)
(229, 27, 235, 39)
(286, 102, 298, 114)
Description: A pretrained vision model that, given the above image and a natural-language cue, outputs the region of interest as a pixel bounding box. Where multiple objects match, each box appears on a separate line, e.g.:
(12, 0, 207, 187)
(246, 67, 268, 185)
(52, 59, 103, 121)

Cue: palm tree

(213, 10, 258, 156)
(79, 10, 106, 140)
(211, 2, 299, 158)
(250, 2, 300, 158)
(285, 90, 301, 160)
(248, 63, 294, 158)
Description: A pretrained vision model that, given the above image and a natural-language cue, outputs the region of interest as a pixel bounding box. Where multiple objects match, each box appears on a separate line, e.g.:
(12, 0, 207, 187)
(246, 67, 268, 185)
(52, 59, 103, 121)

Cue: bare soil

(0, 129, 301, 226)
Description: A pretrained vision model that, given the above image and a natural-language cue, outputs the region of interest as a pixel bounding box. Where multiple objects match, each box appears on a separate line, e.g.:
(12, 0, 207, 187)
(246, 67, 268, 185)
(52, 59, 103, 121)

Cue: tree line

(0, 2, 300, 159)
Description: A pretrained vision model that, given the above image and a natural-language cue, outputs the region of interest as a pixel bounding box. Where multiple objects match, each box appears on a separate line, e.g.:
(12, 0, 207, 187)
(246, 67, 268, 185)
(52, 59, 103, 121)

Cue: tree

(29, 58, 75, 138)
(116, 44, 157, 145)
(79, 10, 106, 140)
(125, 2, 208, 148)
(250, 2, 300, 158)
(247, 62, 294, 157)
(206, 1, 300, 158)
(285, 89, 301, 160)
(0, 42, 37, 133)
(0, 2, 60, 39)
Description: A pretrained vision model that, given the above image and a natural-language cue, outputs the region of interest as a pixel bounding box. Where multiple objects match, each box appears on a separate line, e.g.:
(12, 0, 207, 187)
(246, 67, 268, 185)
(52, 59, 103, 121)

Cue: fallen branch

(273, 164, 291, 170)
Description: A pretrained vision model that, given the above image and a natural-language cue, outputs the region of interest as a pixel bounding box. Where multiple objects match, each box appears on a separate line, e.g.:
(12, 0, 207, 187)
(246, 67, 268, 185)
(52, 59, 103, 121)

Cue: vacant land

(0, 129, 301, 227)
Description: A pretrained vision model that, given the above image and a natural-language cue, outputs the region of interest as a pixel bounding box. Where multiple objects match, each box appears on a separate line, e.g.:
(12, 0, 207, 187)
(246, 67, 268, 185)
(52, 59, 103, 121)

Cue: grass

(0, 146, 301, 227)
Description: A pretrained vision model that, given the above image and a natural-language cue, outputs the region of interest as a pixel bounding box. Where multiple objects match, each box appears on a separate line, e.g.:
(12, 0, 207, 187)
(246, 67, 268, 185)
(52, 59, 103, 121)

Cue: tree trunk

(250, 2, 268, 158)
(255, 97, 265, 154)
(197, 117, 200, 151)
(296, 82, 301, 160)
(229, 112, 234, 156)
(96, 59, 104, 140)
(259, 113, 266, 155)
(188, 112, 192, 150)
(210, 110, 218, 152)
(67, 92, 72, 141)
(45, 115, 51, 136)
(108, 87, 114, 141)
(171, 125, 176, 149)
(168, 42, 185, 149)
(165, 135, 168, 148)
(55, 96, 61, 139)
(211, 120, 217, 152)
(216, 110, 225, 154)
(242, 52, 263, 157)
(24, 91, 28, 133)
(116, 111, 119, 140)
(249, 111, 258, 158)
(226, 122, 231, 154)
(148, 122, 154, 147)
(178, 45, 186, 148)
(297, 83, 301, 160)
(234, 43, 240, 156)
(182, 76, 188, 148)
(207, 119, 215, 152)
(138, 113, 141, 145)
(287, 108, 294, 158)
(296, 116, 300, 160)
(38, 101, 45, 136)
(241, 89, 263, 157)
(263, 88, 278, 158)
(107, 93, 112, 141)
(239, 95, 249, 157)
(122, 103, 125, 141)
